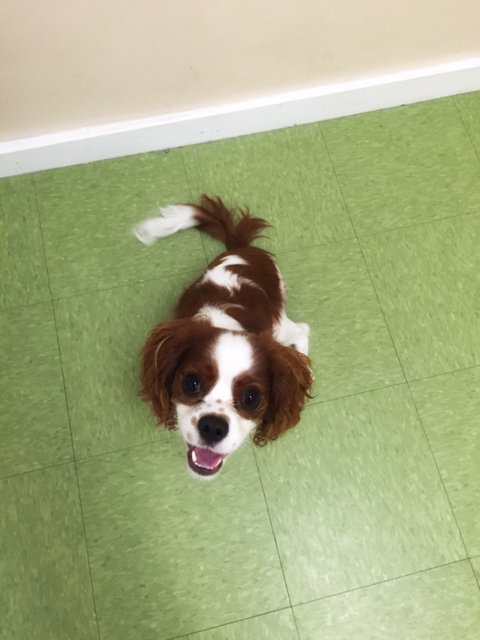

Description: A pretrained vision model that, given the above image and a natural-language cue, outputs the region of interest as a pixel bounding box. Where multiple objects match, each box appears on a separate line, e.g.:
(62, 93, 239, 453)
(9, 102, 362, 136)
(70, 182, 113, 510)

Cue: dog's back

(135, 196, 284, 334)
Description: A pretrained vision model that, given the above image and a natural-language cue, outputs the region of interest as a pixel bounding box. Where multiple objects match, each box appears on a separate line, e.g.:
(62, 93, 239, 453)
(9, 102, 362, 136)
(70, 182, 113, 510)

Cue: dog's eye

(242, 388, 261, 410)
(183, 374, 202, 396)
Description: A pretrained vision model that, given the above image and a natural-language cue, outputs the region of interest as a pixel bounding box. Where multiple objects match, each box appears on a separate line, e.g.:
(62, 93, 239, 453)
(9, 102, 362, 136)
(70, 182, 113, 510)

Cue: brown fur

(141, 322, 313, 446)
(252, 337, 313, 446)
(175, 246, 284, 334)
(140, 195, 313, 448)
(140, 319, 220, 426)
(190, 195, 270, 250)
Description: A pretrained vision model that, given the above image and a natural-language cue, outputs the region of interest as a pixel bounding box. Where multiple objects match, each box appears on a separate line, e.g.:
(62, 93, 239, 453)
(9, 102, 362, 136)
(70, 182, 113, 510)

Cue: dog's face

(140, 319, 312, 478)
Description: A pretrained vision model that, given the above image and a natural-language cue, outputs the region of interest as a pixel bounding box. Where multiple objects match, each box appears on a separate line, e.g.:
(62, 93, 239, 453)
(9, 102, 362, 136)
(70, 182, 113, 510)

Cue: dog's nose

(198, 414, 229, 445)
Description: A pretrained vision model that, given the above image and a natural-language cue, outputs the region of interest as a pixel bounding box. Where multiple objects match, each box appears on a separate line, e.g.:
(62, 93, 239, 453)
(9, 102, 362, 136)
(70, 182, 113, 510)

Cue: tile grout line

(0, 298, 56, 314)
(171, 556, 476, 639)
(468, 558, 480, 594)
(251, 449, 302, 640)
(165, 604, 295, 640)
(317, 104, 480, 242)
(318, 100, 480, 243)
(179, 148, 211, 268)
(291, 604, 302, 640)
(453, 97, 480, 166)
(321, 128, 471, 559)
(0, 459, 73, 482)
(319, 129, 408, 386)
(306, 380, 404, 409)
(75, 434, 165, 464)
(352, 206, 480, 242)
(309, 359, 480, 407)
(7, 200, 480, 309)
(184, 106, 478, 624)
(376, 95, 478, 543)
(406, 385, 471, 559)
(407, 361, 480, 384)
(2, 231, 337, 312)
(452, 94, 480, 433)
(7, 366, 480, 483)
(5, 363, 480, 483)
(7, 201, 480, 315)
(32, 179, 103, 640)
(48, 265, 203, 304)
(0, 438, 166, 482)
(292, 557, 469, 611)
(290, 607, 302, 640)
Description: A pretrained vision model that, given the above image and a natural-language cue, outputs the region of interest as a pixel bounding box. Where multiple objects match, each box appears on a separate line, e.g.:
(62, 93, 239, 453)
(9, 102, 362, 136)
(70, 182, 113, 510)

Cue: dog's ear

(254, 342, 313, 446)
(140, 318, 213, 426)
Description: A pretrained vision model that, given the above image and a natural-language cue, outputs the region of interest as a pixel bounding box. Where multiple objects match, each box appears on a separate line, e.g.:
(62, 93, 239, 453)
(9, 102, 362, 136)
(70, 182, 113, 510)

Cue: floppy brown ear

(140, 318, 213, 427)
(254, 342, 313, 446)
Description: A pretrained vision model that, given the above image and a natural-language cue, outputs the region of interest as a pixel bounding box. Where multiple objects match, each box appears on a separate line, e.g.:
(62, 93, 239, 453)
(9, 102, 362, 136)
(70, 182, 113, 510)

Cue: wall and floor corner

(1, 0, 480, 177)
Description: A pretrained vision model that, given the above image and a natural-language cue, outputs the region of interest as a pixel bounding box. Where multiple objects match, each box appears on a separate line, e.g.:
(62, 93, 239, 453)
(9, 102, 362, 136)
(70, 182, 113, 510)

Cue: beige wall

(1, 0, 480, 141)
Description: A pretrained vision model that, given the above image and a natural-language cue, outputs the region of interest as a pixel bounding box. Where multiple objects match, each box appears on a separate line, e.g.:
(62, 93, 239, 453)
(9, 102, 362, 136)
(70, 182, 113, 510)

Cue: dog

(134, 196, 313, 478)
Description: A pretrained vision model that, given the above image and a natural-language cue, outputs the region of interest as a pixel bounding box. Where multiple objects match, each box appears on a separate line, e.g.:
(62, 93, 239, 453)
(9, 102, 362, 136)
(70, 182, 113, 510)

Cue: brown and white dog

(134, 196, 313, 479)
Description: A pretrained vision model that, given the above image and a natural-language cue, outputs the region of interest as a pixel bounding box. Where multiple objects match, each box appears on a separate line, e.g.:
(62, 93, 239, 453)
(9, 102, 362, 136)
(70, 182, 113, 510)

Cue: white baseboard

(1, 58, 480, 178)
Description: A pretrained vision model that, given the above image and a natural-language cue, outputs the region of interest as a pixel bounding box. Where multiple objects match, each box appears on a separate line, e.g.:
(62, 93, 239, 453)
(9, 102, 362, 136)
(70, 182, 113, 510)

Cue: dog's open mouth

(187, 445, 226, 476)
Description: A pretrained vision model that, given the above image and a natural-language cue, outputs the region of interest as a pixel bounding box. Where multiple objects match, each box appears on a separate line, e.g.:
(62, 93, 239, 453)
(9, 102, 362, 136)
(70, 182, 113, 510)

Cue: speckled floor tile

(78, 440, 288, 640)
(277, 241, 403, 402)
(4, 94, 480, 640)
(472, 556, 480, 583)
(362, 215, 480, 380)
(322, 99, 480, 235)
(0, 303, 72, 478)
(34, 151, 205, 298)
(256, 385, 465, 605)
(182, 126, 353, 257)
(294, 561, 480, 640)
(0, 189, 50, 309)
(411, 366, 480, 557)
(0, 173, 32, 196)
(55, 272, 197, 459)
(0, 464, 97, 640)
(187, 609, 297, 640)
(455, 91, 480, 154)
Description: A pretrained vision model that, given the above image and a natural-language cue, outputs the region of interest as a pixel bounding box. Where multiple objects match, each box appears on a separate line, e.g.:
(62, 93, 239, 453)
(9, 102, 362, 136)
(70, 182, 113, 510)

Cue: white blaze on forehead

(202, 255, 247, 291)
(205, 332, 253, 403)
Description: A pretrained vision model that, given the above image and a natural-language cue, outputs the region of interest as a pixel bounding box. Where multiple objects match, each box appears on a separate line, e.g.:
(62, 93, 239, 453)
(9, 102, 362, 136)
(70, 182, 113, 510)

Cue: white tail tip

(133, 204, 198, 245)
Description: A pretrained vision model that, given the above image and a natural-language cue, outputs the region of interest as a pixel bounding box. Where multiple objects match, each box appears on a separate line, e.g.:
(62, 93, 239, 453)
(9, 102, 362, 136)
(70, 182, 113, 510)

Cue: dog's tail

(134, 195, 269, 250)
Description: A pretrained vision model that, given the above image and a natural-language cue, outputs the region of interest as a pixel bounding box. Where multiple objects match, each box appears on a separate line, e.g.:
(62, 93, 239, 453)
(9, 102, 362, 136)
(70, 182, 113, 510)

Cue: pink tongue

(194, 447, 223, 469)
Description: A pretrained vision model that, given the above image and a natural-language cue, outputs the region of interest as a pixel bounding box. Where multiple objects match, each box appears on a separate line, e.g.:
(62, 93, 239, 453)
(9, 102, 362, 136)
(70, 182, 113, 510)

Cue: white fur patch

(133, 205, 197, 245)
(175, 331, 256, 458)
(202, 255, 247, 291)
(273, 313, 310, 355)
(205, 332, 253, 403)
(195, 305, 244, 332)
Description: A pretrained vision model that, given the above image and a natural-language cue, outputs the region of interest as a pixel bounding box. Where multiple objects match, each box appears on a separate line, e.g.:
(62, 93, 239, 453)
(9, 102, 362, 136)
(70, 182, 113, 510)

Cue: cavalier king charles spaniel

(134, 196, 313, 479)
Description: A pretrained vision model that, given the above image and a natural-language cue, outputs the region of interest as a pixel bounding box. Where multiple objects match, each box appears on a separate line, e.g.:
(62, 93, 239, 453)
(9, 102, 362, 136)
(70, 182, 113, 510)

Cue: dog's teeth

(191, 449, 197, 463)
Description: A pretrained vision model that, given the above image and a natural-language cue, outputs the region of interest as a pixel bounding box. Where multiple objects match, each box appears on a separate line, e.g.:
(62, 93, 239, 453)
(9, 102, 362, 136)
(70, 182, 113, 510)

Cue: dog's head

(140, 318, 313, 478)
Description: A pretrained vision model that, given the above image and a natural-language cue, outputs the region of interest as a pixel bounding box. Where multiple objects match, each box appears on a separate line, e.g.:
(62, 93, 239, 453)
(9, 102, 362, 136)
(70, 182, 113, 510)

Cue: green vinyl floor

(1, 94, 480, 639)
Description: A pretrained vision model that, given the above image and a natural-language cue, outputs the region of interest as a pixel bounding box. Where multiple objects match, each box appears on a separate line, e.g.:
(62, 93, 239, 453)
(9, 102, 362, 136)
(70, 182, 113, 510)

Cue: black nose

(198, 414, 229, 445)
